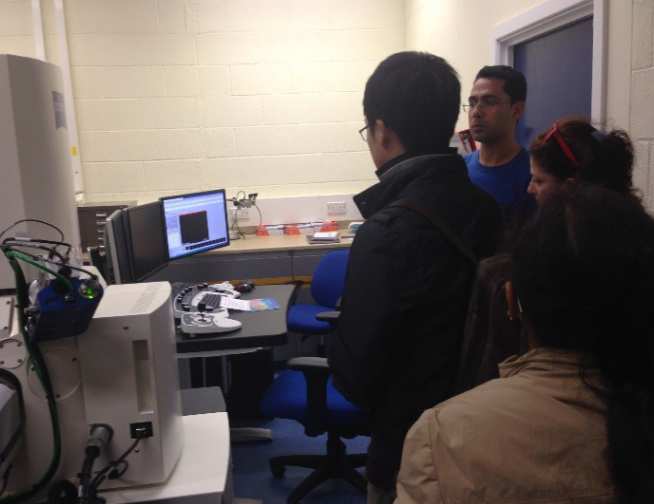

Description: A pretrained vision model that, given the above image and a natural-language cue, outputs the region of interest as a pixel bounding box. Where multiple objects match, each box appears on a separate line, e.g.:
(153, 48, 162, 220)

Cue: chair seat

(261, 370, 368, 431)
(287, 304, 333, 334)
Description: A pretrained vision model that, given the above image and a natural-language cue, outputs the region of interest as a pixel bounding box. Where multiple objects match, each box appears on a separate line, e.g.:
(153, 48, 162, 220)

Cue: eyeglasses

(358, 125, 369, 142)
(543, 122, 580, 168)
(462, 96, 511, 112)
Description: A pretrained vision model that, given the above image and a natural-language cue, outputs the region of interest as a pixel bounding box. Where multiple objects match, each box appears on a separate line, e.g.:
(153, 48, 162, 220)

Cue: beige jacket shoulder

(395, 348, 615, 504)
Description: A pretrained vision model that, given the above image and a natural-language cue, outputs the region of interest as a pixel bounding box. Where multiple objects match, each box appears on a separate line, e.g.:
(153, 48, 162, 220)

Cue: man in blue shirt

(464, 66, 531, 221)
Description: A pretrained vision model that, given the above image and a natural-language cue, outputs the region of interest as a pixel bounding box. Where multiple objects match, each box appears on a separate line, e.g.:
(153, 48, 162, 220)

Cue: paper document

(220, 297, 253, 311)
(220, 297, 280, 311)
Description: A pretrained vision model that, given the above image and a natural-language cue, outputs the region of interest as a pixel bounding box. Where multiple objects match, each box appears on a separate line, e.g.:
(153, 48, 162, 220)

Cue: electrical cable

(90, 439, 140, 493)
(2, 238, 72, 259)
(77, 424, 112, 501)
(0, 220, 64, 243)
(0, 241, 66, 263)
(3, 250, 73, 291)
(2, 247, 96, 281)
(0, 255, 62, 504)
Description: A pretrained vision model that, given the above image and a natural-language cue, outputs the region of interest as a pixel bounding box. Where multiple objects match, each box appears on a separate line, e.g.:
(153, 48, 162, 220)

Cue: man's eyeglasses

(462, 97, 510, 112)
(358, 125, 369, 142)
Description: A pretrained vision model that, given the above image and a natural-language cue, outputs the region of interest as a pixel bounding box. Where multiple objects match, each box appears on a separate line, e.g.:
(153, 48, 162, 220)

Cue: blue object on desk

(287, 249, 349, 334)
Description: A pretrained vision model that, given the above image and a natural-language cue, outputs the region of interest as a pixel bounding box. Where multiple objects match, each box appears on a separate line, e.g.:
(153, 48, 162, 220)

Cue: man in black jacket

(328, 52, 502, 503)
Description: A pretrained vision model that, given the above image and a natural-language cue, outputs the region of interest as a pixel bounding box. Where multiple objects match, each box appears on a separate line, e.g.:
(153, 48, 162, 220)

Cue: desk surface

(206, 233, 353, 255)
(176, 284, 295, 354)
(102, 413, 231, 504)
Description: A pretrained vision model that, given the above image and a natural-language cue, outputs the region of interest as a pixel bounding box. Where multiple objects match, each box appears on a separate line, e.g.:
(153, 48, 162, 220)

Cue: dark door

(513, 17, 593, 146)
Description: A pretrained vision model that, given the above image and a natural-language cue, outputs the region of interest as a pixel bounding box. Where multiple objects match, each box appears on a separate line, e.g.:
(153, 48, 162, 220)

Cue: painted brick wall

(0, 1, 35, 58)
(632, 0, 654, 208)
(0, 0, 405, 203)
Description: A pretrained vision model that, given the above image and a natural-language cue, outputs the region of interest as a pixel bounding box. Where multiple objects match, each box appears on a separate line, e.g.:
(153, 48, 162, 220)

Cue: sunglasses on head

(543, 122, 580, 168)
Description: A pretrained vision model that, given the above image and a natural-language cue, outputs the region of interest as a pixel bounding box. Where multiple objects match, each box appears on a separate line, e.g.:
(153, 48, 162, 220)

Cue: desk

(176, 284, 296, 355)
(149, 235, 352, 284)
(102, 413, 233, 504)
(206, 234, 352, 255)
(176, 285, 294, 436)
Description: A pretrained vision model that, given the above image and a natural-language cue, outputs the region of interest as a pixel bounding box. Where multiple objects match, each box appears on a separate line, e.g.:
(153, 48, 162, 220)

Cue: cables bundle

(0, 219, 103, 503)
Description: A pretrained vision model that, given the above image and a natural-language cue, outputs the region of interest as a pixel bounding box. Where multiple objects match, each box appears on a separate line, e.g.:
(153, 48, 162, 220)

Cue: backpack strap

(390, 199, 477, 267)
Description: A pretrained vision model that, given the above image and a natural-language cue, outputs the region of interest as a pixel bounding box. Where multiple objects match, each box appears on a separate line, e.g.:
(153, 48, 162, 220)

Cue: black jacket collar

(354, 149, 465, 219)
(374, 152, 414, 179)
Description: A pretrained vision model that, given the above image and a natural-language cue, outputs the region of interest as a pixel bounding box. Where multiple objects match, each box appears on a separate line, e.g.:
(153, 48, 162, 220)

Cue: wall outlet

(236, 208, 249, 221)
(326, 201, 347, 216)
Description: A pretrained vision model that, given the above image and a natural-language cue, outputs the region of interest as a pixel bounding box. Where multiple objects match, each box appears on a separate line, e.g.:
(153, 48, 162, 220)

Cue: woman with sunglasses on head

(395, 185, 654, 504)
(527, 118, 636, 205)
(456, 118, 639, 392)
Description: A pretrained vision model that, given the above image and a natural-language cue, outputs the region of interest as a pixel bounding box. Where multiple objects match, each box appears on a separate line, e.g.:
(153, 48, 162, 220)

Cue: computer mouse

(234, 282, 255, 293)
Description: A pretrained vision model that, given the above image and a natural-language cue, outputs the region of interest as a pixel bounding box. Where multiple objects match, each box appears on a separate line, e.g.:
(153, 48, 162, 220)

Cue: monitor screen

(161, 189, 230, 260)
(125, 202, 168, 281)
(104, 209, 132, 284)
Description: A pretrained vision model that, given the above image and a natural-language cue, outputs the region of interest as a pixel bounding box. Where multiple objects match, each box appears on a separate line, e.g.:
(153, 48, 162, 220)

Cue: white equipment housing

(78, 282, 184, 486)
(2, 282, 183, 499)
(0, 54, 79, 290)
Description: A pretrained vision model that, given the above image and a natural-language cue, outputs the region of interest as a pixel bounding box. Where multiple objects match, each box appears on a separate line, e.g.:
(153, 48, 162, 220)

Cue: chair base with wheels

(270, 432, 367, 503)
(260, 358, 369, 504)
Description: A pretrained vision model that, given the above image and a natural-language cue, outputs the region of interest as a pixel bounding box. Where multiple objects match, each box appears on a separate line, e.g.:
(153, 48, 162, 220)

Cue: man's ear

(374, 119, 402, 150)
(372, 119, 388, 145)
(512, 101, 525, 122)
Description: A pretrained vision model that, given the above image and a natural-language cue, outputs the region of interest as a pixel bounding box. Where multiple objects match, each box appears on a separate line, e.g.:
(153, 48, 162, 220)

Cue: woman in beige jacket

(395, 186, 654, 504)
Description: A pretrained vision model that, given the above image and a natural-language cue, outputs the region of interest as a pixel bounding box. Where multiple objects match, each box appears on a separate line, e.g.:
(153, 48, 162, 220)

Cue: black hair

(530, 118, 636, 199)
(512, 186, 654, 503)
(363, 51, 461, 153)
(475, 65, 527, 103)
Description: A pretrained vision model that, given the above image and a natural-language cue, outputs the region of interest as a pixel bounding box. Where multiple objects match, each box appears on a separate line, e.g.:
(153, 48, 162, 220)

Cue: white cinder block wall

(2, 0, 652, 212)
(405, 0, 546, 132)
(0, 0, 405, 213)
(632, 0, 654, 209)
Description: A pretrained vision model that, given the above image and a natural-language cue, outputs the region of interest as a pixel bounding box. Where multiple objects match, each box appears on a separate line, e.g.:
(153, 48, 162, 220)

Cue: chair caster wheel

(270, 462, 285, 479)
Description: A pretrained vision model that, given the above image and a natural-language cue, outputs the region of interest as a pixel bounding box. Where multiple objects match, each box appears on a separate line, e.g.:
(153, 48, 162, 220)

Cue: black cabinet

(77, 201, 135, 252)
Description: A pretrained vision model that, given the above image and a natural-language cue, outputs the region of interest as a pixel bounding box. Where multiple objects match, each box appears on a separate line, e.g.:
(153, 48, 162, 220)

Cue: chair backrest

(310, 249, 350, 308)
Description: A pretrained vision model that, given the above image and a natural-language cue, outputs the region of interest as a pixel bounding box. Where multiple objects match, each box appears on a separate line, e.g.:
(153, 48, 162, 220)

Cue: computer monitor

(104, 209, 132, 284)
(124, 202, 168, 282)
(160, 189, 230, 260)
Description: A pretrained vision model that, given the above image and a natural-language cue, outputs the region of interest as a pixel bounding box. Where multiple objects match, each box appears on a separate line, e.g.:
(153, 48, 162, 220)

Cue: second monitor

(161, 189, 230, 260)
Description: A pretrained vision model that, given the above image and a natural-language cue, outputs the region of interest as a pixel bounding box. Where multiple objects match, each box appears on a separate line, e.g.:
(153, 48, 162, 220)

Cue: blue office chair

(260, 357, 369, 503)
(286, 249, 350, 336)
(261, 250, 368, 503)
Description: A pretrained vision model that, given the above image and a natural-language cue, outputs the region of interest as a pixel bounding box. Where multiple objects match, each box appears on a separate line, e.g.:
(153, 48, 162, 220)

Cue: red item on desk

(319, 221, 338, 232)
(255, 225, 269, 236)
(284, 224, 300, 235)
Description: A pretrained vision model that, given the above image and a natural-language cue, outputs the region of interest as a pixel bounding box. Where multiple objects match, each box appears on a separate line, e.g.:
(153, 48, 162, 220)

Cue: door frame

(491, 0, 608, 124)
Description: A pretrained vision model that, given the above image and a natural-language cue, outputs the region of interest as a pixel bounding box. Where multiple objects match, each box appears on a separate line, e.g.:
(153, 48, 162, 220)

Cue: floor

(231, 418, 370, 504)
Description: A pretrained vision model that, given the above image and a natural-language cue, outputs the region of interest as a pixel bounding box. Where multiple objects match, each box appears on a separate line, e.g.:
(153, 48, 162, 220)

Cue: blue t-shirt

(465, 149, 532, 218)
